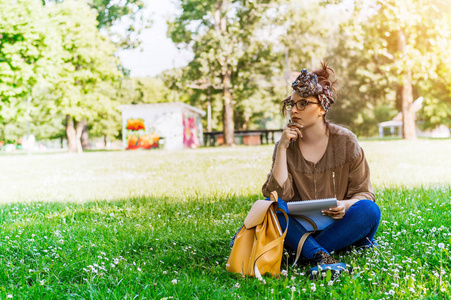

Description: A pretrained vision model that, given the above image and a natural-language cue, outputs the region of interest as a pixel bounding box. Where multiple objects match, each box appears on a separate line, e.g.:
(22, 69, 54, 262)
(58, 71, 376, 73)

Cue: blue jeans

(276, 199, 381, 260)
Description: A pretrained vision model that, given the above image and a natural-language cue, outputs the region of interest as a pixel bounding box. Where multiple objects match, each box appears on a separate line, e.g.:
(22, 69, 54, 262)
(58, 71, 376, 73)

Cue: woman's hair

(281, 61, 338, 117)
(313, 61, 338, 97)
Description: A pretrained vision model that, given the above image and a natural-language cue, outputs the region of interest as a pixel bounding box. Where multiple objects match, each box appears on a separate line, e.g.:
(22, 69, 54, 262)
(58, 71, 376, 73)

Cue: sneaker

(307, 251, 350, 280)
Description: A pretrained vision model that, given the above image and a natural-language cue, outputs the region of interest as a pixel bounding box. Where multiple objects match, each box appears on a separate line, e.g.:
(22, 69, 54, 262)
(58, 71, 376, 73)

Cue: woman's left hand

(322, 201, 346, 220)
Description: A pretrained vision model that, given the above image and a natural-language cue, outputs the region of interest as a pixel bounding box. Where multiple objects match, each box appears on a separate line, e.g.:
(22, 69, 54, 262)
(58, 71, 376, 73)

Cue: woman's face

(289, 91, 325, 127)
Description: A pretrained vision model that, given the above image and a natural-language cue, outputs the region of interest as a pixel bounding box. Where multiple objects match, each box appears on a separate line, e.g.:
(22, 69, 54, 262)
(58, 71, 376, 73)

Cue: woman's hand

(279, 123, 303, 149)
(322, 201, 346, 220)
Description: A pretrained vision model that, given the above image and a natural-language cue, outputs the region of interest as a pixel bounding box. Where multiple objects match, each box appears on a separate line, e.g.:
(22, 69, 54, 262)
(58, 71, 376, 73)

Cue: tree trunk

(222, 69, 234, 145)
(66, 115, 77, 153)
(398, 30, 416, 140)
(80, 119, 90, 150)
(243, 114, 250, 131)
(216, 0, 234, 146)
(401, 69, 416, 140)
(75, 120, 84, 153)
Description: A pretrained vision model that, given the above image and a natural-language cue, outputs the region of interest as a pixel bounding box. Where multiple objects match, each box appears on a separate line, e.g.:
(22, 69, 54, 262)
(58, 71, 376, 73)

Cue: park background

(1, 0, 451, 299)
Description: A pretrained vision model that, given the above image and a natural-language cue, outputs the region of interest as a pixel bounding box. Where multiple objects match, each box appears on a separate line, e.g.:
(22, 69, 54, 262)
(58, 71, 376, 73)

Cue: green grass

(0, 139, 450, 299)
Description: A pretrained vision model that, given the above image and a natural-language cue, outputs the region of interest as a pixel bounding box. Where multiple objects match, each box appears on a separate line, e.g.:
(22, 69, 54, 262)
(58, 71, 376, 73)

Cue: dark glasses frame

(285, 99, 320, 111)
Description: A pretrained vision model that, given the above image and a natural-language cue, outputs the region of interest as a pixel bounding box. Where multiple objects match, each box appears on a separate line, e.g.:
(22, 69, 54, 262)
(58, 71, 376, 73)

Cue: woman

(262, 62, 381, 279)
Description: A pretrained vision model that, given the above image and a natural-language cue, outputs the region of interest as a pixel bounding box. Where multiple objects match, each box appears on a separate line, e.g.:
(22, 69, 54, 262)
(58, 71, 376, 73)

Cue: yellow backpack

(226, 191, 288, 279)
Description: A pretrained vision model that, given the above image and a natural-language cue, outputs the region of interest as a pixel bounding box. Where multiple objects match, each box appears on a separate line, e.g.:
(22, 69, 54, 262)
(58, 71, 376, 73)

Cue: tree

(167, 0, 279, 145)
(90, 0, 149, 49)
(279, 0, 351, 72)
(47, 0, 122, 152)
(333, 0, 451, 139)
(0, 0, 62, 142)
(43, 0, 149, 49)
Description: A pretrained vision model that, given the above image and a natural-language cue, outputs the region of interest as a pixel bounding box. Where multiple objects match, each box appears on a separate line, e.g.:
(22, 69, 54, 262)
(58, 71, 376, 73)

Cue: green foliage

(43, 0, 149, 49)
(3, 0, 450, 142)
(89, 0, 149, 49)
(126, 77, 174, 104)
(0, 0, 125, 142)
(329, 0, 451, 134)
(279, 0, 350, 70)
(47, 0, 123, 138)
(167, 0, 282, 131)
(0, 0, 62, 141)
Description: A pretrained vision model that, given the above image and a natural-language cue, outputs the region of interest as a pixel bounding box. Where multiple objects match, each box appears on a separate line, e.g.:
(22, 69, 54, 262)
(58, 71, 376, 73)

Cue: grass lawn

(0, 139, 450, 299)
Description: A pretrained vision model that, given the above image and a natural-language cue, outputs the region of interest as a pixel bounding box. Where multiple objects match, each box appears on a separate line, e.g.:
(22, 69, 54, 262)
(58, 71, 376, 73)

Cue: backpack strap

(254, 208, 288, 261)
(289, 215, 318, 266)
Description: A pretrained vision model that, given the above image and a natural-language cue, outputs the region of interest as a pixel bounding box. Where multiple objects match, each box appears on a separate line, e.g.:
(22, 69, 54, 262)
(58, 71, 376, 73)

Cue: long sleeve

(345, 148, 376, 201)
(262, 142, 295, 200)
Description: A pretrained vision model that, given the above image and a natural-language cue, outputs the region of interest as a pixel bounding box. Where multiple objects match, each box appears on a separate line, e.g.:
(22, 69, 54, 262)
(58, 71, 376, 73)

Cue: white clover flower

(409, 287, 415, 293)
(291, 286, 296, 292)
(6, 295, 12, 299)
(171, 279, 177, 285)
(438, 243, 445, 249)
(281, 270, 288, 277)
(163, 271, 167, 275)
(234, 283, 240, 288)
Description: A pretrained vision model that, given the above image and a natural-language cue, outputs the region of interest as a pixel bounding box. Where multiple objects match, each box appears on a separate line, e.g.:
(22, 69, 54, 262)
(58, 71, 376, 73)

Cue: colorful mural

(126, 118, 160, 150)
(182, 114, 200, 148)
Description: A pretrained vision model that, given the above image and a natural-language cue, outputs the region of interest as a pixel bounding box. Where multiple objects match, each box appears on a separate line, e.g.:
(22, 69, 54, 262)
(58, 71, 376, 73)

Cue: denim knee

(352, 199, 381, 225)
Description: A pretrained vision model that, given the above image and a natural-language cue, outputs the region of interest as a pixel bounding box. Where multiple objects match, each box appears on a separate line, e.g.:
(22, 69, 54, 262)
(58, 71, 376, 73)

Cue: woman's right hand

(279, 123, 303, 149)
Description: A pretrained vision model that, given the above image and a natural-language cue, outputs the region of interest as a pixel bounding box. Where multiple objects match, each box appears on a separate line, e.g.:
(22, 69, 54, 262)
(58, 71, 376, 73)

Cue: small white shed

(120, 102, 206, 150)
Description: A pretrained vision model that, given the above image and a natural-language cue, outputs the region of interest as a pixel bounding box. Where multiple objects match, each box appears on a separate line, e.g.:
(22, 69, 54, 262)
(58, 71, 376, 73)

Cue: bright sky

(117, 0, 193, 78)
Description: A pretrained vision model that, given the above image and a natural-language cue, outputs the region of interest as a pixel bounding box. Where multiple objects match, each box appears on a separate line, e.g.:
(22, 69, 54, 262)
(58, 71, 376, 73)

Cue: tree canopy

(43, 0, 149, 49)
(167, 0, 282, 144)
(0, 0, 62, 141)
(1, 0, 450, 147)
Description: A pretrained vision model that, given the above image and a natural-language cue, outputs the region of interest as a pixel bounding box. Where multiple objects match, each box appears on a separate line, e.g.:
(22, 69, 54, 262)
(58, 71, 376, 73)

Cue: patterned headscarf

(291, 69, 335, 113)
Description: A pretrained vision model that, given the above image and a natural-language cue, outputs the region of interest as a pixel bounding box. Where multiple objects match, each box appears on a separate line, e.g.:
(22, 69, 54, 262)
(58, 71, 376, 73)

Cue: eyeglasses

(285, 99, 320, 111)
